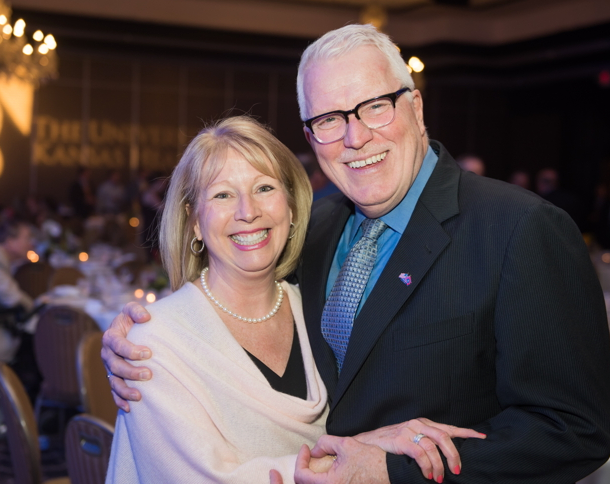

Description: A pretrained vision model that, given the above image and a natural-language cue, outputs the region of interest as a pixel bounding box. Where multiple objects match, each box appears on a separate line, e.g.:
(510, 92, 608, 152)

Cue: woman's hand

(354, 417, 486, 481)
(309, 455, 336, 474)
(268, 455, 333, 484)
(101, 302, 153, 411)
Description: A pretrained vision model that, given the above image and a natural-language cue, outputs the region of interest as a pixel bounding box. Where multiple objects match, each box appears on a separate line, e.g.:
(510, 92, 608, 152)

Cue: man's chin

(351, 197, 396, 219)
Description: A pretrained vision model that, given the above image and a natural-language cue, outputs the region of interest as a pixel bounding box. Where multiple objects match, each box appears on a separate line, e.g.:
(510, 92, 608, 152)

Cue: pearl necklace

(200, 267, 283, 323)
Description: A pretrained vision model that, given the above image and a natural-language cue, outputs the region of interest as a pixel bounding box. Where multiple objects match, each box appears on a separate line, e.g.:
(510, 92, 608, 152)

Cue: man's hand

(101, 302, 152, 412)
(355, 417, 486, 481)
(295, 438, 389, 484)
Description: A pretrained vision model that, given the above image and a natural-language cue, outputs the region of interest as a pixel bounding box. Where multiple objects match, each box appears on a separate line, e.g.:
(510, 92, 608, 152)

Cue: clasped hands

(269, 418, 485, 484)
(102, 303, 485, 484)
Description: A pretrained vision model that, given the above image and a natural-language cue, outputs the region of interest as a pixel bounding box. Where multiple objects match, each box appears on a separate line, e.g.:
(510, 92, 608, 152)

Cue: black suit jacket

(297, 140, 610, 483)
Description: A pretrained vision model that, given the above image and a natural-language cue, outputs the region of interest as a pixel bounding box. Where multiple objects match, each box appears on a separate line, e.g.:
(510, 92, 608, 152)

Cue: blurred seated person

(507, 169, 531, 191)
(536, 168, 587, 232)
(69, 167, 96, 219)
(97, 170, 126, 215)
(0, 218, 34, 361)
(23, 195, 46, 226)
(127, 168, 150, 213)
(105, 116, 483, 484)
(0, 218, 41, 400)
(456, 153, 485, 176)
(296, 151, 339, 201)
(140, 173, 168, 262)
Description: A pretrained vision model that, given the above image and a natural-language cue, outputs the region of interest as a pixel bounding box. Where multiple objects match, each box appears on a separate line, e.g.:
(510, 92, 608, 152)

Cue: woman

(106, 116, 482, 483)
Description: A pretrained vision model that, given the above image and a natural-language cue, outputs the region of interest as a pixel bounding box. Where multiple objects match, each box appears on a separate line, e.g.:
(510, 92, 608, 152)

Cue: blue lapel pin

(399, 273, 412, 285)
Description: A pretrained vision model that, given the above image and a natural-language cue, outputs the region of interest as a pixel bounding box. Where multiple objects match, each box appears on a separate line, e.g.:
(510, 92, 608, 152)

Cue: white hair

(297, 24, 415, 120)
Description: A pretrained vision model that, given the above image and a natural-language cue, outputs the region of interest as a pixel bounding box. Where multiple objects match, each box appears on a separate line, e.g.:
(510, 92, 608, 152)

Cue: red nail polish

(454, 465, 461, 475)
(436, 476, 443, 483)
(428, 473, 433, 480)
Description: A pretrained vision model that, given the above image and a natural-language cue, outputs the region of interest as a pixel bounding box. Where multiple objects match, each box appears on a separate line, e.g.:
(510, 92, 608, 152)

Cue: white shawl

(106, 282, 328, 484)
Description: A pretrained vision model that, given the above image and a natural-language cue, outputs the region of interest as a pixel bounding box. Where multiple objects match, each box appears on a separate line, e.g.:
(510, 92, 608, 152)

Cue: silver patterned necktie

(321, 218, 388, 373)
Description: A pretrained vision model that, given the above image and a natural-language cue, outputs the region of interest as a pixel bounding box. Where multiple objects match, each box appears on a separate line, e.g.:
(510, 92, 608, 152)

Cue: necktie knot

(361, 218, 387, 242)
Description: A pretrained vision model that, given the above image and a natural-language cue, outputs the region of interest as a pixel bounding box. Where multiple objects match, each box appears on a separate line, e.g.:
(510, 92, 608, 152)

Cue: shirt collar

(350, 145, 439, 242)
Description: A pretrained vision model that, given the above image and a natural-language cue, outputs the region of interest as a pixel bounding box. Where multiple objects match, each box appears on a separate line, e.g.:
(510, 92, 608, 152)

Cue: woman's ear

(187, 203, 202, 240)
(193, 220, 202, 240)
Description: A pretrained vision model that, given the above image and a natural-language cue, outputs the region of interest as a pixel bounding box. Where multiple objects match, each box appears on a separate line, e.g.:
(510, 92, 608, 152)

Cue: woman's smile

(230, 229, 271, 250)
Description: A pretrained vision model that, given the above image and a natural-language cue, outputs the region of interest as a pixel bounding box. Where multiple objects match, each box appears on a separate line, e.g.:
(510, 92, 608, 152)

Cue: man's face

(302, 45, 428, 218)
(4, 225, 33, 262)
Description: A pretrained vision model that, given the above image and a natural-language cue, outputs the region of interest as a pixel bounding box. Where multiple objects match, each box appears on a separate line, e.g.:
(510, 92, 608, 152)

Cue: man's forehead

(302, 47, 396, 112)
(304, 45, 386, 76)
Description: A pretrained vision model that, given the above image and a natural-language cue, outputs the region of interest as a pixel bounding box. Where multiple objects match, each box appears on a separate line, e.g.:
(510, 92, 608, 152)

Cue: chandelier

(0, 0, 57, 86)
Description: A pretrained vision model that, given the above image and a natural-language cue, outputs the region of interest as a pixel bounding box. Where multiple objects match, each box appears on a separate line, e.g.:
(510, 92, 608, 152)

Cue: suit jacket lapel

(332, 141, 462, 408)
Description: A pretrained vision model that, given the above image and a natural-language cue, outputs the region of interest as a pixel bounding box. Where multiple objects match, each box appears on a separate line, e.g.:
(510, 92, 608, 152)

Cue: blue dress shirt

(325, 145, 439, 316)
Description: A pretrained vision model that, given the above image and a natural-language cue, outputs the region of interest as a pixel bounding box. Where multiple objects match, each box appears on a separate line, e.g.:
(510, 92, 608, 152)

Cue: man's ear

(303, 126, 314, 147)
(410, 89, 426, 136)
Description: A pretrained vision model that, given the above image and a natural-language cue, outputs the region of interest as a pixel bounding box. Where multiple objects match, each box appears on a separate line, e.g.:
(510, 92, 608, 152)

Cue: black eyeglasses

(303, 87, 410, 144)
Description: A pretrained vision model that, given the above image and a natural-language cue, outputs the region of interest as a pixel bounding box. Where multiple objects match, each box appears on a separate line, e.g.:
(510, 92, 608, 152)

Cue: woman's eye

(213, 193, 229, 199)
(258, 185, 274, 193)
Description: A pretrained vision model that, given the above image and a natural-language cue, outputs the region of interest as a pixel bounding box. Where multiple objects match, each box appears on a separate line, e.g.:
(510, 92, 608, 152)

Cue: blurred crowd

(457, 154, 610, 246)
(4, 156, 610, 266)
(4, 155, 610, 262)
(0, 168, 170, 267)
(0, 168, 172, 405)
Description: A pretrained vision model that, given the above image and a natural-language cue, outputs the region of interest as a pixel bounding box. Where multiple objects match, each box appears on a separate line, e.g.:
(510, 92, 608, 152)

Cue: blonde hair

(297, 24, 415, 120)
(160, 116, 312, 291)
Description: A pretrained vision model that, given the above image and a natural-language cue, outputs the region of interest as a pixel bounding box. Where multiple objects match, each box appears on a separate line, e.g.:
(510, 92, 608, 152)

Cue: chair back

(34, 306, 99, 407)
(0, 364, 43, 484)
(65, 414, 113, 484)
(48, 268, 85, 290)
(14, 262, 54, 299)
(76, 332, 117, 425)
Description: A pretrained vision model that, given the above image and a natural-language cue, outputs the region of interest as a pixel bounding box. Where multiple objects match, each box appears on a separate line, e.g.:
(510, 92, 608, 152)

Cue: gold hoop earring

(288, 223, 296, 240)
(191, 236, 205, 255)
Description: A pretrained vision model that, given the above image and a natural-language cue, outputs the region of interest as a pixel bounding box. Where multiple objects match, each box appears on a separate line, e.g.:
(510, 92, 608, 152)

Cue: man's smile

(346, 151, 387, 169)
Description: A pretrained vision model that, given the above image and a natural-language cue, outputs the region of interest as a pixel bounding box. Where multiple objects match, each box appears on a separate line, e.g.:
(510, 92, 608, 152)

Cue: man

(69, 167, 95, 219)
(96, 170, 126, 215)
(0, 219, 43, 402)
(455, 154, 485, 176)
(103, 24, 610, 483)
(535, 167, 586, 231)
(0, 219, 35, 363)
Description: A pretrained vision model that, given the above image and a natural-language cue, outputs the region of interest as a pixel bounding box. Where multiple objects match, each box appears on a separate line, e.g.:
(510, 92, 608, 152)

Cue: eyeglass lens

(311, 97, 396, 143)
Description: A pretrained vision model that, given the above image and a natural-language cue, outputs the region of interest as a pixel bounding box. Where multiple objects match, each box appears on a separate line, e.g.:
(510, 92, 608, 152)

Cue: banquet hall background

(0, 0, 609, 482)
(1, 0, 609, 215)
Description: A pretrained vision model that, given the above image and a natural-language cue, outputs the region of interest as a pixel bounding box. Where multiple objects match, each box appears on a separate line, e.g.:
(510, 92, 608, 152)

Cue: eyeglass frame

(303, 87, 411, 145)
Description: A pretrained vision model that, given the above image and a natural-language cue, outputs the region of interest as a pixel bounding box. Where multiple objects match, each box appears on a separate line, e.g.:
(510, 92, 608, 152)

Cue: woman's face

(194, 149, 292, 280)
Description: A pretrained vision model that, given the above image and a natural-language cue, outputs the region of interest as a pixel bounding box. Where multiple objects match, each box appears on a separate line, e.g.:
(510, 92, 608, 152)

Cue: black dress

(244, 323, 307, 400)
